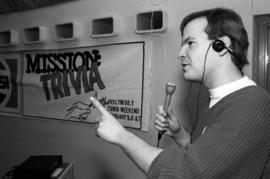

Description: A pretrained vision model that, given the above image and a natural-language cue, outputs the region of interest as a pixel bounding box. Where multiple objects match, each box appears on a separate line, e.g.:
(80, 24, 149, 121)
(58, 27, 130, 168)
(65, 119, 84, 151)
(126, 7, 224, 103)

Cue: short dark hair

(180, 8, 249, 72)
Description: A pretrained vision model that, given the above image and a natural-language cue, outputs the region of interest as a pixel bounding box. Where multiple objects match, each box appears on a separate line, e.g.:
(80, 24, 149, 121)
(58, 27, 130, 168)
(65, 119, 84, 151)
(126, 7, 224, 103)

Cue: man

(90, 8, 270, 178)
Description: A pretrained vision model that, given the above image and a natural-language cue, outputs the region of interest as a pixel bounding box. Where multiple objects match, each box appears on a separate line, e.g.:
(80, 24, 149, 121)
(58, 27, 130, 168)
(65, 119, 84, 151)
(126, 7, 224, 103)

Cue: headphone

(212, 39, 233, 54)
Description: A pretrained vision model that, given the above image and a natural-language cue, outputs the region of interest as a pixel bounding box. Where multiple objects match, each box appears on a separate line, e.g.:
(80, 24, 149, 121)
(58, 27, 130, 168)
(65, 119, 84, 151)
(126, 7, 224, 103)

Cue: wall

(252, 0, 270, 15)
(0, 0, 265, 178)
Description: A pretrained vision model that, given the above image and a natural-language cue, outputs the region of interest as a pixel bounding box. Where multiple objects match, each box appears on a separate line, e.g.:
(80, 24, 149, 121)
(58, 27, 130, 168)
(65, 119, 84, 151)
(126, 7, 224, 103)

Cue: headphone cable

(190, 42, 212, 138)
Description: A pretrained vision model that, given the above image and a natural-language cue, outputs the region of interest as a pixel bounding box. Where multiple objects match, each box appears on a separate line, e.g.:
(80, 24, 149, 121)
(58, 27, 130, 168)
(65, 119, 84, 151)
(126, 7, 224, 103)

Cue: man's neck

(203, 65, 243, 89)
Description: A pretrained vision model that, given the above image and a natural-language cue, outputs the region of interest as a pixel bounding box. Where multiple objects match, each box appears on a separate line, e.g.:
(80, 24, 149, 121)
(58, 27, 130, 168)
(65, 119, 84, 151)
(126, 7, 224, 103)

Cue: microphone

(157, 82, 176, 145)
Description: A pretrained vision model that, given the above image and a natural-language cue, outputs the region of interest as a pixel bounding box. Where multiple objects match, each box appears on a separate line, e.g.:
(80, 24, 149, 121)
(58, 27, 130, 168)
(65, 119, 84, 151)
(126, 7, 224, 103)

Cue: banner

(0, 53, 21, 114)
(21, 42, 148, 129)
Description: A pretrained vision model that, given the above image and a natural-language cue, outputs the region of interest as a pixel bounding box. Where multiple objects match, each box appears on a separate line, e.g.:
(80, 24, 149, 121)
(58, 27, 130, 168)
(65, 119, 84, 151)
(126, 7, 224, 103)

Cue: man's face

(178, 17, 214, 82)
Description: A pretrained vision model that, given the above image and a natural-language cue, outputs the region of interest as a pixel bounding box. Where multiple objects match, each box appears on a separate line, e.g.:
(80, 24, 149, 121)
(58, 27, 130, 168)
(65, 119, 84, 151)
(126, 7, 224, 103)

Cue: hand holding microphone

(157, 83, 176, 144)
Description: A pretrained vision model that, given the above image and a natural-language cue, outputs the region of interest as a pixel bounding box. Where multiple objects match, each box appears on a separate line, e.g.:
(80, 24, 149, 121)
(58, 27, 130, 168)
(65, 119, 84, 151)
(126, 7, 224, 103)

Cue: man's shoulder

(239, 85, 270, 99)
(214, 85, 270, 110)
(222, 86, 270, 113)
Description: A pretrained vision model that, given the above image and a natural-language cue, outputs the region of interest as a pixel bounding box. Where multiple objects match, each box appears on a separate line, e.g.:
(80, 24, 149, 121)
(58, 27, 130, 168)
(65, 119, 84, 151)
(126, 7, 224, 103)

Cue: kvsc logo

(0, 58, 19, 112)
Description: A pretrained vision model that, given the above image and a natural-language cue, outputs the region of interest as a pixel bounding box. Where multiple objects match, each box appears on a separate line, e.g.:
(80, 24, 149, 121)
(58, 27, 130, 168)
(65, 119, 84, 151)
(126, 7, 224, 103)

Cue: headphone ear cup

(212, 40, 226, 52)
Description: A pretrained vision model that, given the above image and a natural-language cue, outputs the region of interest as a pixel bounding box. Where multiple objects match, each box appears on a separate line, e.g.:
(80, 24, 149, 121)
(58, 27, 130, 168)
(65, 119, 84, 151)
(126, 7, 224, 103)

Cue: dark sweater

(148, 86, 270, 179)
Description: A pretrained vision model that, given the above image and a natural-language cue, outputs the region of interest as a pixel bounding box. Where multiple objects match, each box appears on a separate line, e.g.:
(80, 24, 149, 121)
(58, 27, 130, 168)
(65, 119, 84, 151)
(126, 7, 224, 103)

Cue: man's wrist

(171, 127, 191, 147)
(116, 128, 132, 146)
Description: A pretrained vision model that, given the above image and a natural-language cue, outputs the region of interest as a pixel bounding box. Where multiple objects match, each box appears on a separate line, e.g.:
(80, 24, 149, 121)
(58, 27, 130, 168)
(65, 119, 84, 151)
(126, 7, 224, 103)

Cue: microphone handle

(158, 131, 163, 141)
(158, 94, 171, 139)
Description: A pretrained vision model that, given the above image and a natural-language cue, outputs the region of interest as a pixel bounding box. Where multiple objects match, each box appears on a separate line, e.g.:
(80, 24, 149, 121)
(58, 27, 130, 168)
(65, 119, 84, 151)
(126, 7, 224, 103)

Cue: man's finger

(157, 105, 167, 117)
(89, 96, 108, 115)
(94, 116, 101, 123)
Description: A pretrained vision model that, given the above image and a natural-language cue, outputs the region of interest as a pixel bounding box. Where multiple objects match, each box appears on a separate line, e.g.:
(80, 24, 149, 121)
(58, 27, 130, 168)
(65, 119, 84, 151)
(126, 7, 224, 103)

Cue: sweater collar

(208, 76, 256, 108)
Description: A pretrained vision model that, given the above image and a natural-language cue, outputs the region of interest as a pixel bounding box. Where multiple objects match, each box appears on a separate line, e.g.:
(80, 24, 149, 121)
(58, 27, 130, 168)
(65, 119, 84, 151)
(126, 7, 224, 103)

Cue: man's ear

(218, 36, 233, 56)
(219, 36, 231, 48)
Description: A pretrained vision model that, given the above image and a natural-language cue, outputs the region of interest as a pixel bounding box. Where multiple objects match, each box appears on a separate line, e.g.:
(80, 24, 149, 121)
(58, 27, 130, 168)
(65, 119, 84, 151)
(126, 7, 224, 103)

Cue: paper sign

(21, 42, 148, 129)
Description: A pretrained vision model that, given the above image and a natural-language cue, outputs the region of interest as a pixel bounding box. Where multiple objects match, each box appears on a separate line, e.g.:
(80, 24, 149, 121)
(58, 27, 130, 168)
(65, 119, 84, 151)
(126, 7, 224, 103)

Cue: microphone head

(165, 82, 176, 95)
